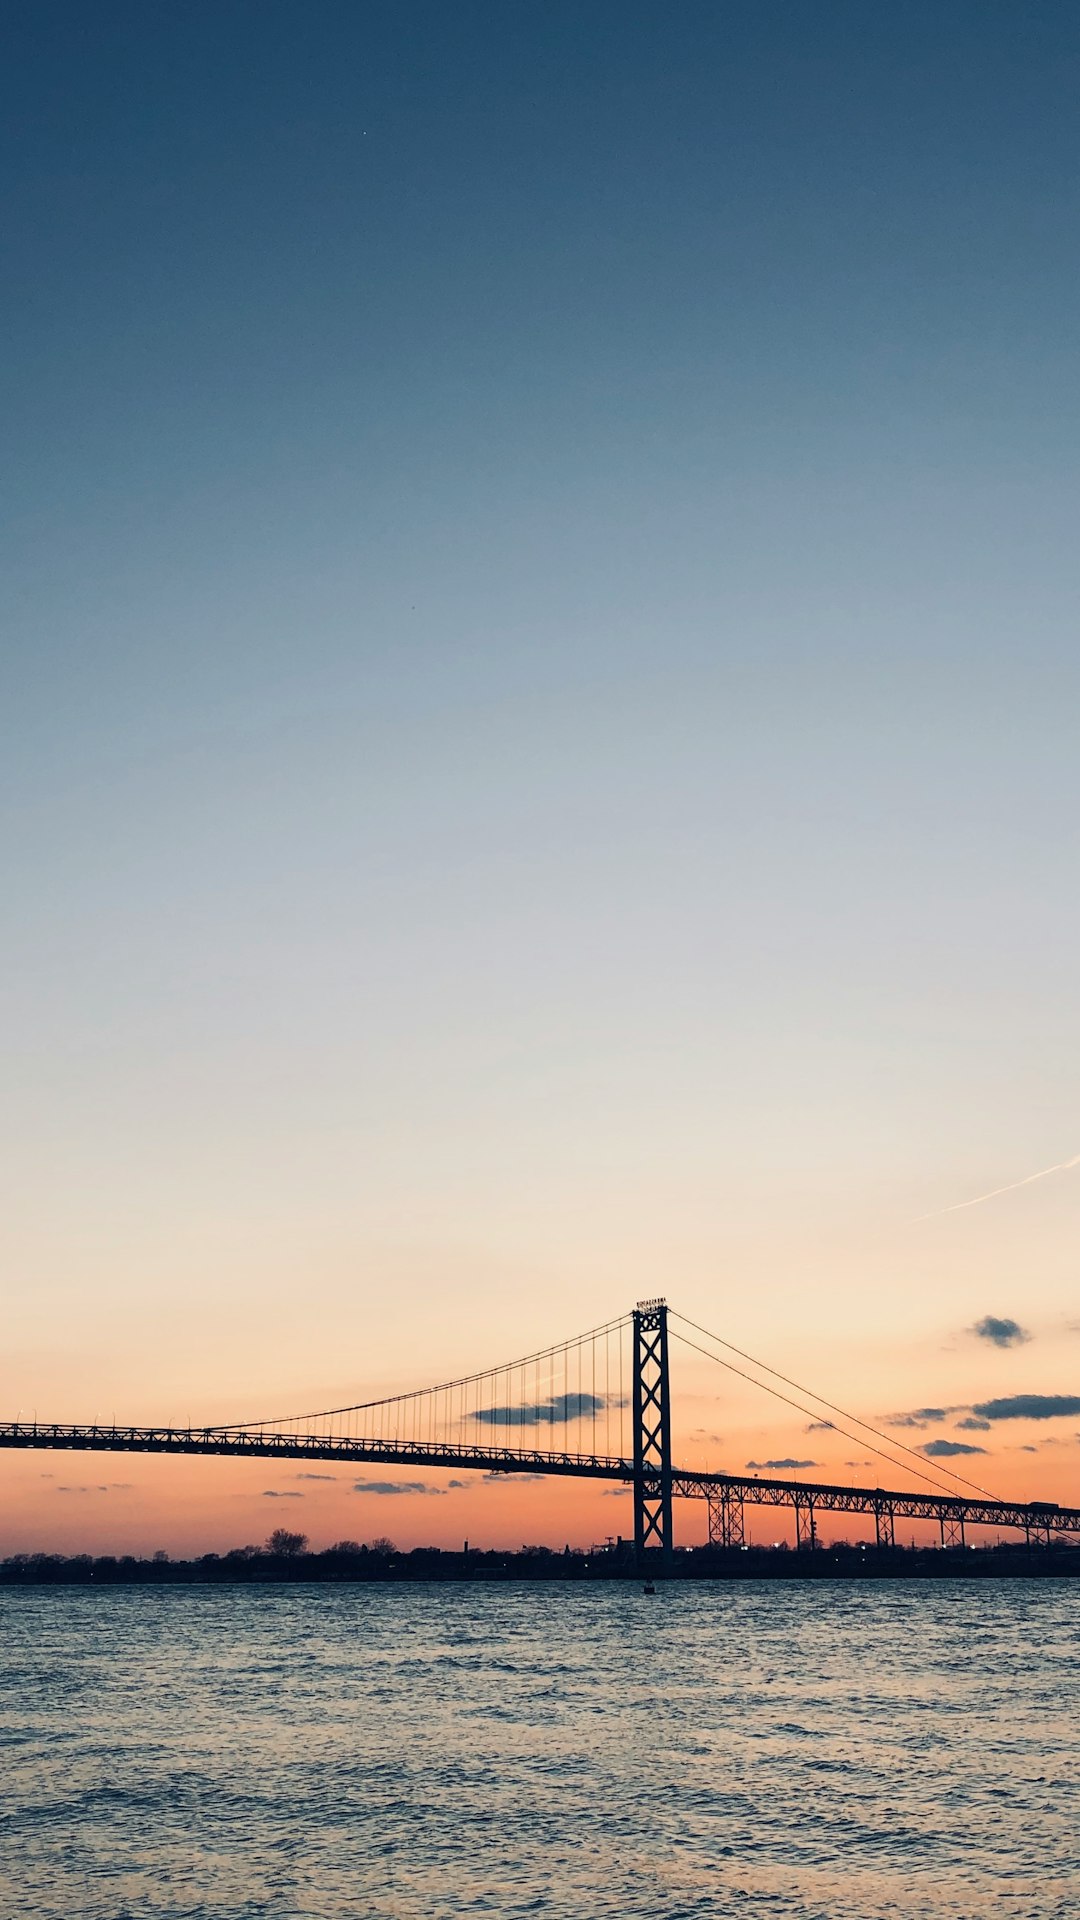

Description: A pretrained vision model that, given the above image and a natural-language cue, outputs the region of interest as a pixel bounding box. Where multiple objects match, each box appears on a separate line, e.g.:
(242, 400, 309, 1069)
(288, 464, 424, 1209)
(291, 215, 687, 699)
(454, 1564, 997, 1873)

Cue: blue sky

(3, 5, 1079, 1542)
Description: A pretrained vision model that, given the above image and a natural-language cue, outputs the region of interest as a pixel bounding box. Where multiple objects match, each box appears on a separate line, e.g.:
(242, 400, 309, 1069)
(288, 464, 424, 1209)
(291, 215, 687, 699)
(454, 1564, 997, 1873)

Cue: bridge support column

(707, 1485, 745, 1549)
(940, 1513, 965, 1550)
(874, 1502, 895, 1549)
(793, 1495, 817, 1551)
(633, 1298, 673, 1571)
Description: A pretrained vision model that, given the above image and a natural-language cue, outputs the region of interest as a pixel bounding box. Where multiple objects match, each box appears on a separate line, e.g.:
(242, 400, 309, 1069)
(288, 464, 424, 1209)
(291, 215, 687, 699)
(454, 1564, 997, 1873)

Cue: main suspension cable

(669, 1326, 996, 1502)
(213, 1312, 632, 1433)
(671, 1309, 997, 1501)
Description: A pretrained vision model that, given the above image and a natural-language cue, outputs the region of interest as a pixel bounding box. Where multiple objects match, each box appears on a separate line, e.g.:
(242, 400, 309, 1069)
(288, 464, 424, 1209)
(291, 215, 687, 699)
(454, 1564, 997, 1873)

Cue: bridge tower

(632, 1298, 673, 1570)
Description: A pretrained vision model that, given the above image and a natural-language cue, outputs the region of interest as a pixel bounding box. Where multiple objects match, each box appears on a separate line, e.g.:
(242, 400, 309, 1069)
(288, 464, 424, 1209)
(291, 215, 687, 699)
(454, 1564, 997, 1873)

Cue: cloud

(972, 1394, 1080, 1422)
(915, 1150, 1080, 1221)
(295, 1473, 338, 1482)
(474, 1391, 608, 1427)
(603, 1487, 632, 1497)
(884, 1407, 954, 1431)
(955, 1417, 991, 1432)
(745, 1458, 817, 1471)
(352, 1479, 446, 1496)
(56, 1483, 130, 1494)
(263, 1490, 304, 1499)
(921, 1440, 986, 1458)
(482, 1470, 547, 1484)
(972, 1315, 1030, 1349)
(805, 1421, 834, 1433)
(446, 1479, 470, 1489)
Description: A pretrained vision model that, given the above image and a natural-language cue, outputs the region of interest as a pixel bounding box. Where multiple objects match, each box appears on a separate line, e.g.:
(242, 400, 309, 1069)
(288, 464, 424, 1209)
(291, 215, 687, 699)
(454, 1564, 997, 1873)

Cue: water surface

(1, 1580, 1076, 1918)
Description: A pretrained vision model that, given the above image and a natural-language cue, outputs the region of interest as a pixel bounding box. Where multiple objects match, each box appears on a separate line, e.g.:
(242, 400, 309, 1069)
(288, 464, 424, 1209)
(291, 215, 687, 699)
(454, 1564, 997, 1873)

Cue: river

(1, 1580, 1076, 1917)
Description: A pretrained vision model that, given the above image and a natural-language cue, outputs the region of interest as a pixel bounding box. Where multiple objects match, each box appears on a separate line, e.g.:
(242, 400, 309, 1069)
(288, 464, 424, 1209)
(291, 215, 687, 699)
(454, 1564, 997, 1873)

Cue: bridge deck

(1, 1423, 1078, 1537)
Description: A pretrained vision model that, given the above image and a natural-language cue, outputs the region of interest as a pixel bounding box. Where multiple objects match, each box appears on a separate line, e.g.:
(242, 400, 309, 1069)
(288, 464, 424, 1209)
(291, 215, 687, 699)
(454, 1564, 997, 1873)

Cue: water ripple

(0, 1581, 1077, 1918)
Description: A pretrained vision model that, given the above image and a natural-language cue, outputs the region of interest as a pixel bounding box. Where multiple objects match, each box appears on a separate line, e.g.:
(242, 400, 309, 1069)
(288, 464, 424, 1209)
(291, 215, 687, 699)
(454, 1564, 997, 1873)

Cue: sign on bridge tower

(632, 1298, 673, 1568)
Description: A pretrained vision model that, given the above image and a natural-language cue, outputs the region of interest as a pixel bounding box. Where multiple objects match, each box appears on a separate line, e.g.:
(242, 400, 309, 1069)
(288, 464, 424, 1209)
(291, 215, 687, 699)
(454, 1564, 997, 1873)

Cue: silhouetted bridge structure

(4, 1302, 1078, 1562)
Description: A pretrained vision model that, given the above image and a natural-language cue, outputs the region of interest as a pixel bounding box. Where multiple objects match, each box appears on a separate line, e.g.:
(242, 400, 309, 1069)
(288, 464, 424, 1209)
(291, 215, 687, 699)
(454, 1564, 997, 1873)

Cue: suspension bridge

(3, 1301, 1078, 1563)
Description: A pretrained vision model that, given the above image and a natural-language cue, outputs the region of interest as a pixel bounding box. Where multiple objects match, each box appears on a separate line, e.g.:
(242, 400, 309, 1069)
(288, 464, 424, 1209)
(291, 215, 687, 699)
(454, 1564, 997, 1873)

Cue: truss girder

(0, 1424, 628, 1481)
(1, 1426, 1078, 1542)
(670, 1471, 1080, 1540)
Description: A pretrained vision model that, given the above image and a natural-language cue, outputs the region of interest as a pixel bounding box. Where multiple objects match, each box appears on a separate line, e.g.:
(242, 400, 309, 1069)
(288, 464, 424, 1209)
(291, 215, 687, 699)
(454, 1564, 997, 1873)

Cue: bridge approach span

(0, 1423, 628, 1482)
(2, 1421, 1078, 1547)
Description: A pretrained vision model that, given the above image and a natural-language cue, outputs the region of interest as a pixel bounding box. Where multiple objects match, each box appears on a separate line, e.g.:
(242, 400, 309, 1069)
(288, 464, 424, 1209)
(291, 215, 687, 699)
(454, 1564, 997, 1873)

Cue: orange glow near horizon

(3, 1340, 1078, 1560)
(6, 1184, 1080, 1558)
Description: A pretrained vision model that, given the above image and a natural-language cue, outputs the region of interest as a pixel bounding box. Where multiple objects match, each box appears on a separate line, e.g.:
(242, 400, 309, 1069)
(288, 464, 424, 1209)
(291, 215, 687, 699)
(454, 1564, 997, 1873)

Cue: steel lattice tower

(632, 1298, 673, 1568)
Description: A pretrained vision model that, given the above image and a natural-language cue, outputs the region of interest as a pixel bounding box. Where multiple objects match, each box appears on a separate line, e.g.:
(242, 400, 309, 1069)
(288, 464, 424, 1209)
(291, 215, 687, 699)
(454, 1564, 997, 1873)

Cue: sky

(3, 2, 1079, 1555)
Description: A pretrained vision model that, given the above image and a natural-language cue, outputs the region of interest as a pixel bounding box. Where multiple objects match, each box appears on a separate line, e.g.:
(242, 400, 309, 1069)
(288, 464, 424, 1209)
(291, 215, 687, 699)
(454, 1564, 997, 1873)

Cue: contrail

(915, 1152, 1080, 1222)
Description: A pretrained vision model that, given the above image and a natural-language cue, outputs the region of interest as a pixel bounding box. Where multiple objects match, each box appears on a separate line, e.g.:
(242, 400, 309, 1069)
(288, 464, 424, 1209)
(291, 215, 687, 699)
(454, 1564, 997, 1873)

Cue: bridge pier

(632, 1299, 673, 1571)
(940, 1513, 966, 1550)
(707, 1485, 745, 1549)
(874, 1501, 895, 1549)
(793, 1494, 817, 1551)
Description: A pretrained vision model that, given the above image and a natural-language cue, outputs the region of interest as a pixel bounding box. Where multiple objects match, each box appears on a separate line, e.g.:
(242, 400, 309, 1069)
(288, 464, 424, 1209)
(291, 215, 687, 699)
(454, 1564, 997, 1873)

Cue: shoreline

(3, 1543, 1079, 1584)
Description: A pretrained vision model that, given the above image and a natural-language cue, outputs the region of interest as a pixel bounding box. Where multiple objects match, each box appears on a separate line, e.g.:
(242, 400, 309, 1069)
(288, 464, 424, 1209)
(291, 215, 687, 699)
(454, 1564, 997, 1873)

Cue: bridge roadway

(2, 1422, 1078, 1541)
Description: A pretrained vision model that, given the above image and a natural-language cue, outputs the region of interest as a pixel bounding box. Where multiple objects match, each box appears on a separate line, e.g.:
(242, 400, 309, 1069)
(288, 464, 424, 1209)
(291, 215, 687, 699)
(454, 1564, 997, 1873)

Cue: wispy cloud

(295, 1473, 338, 1482)
(352, 1478, 446, 1496)
(746, 1458, 817, 1471)
(474, 1392, 609, 1427)
(57, 1483, 130, 1494)
(481, 1470, 547, 1484)
(263, 1490, 304, 1498)
(915, 1152, 1080, 1222)
(972, 1393, 1080, 1422)
(972, 1315, 1030, 1349)
(955, 1417, 991, 1432)
(884, 1406, 956, 1431)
